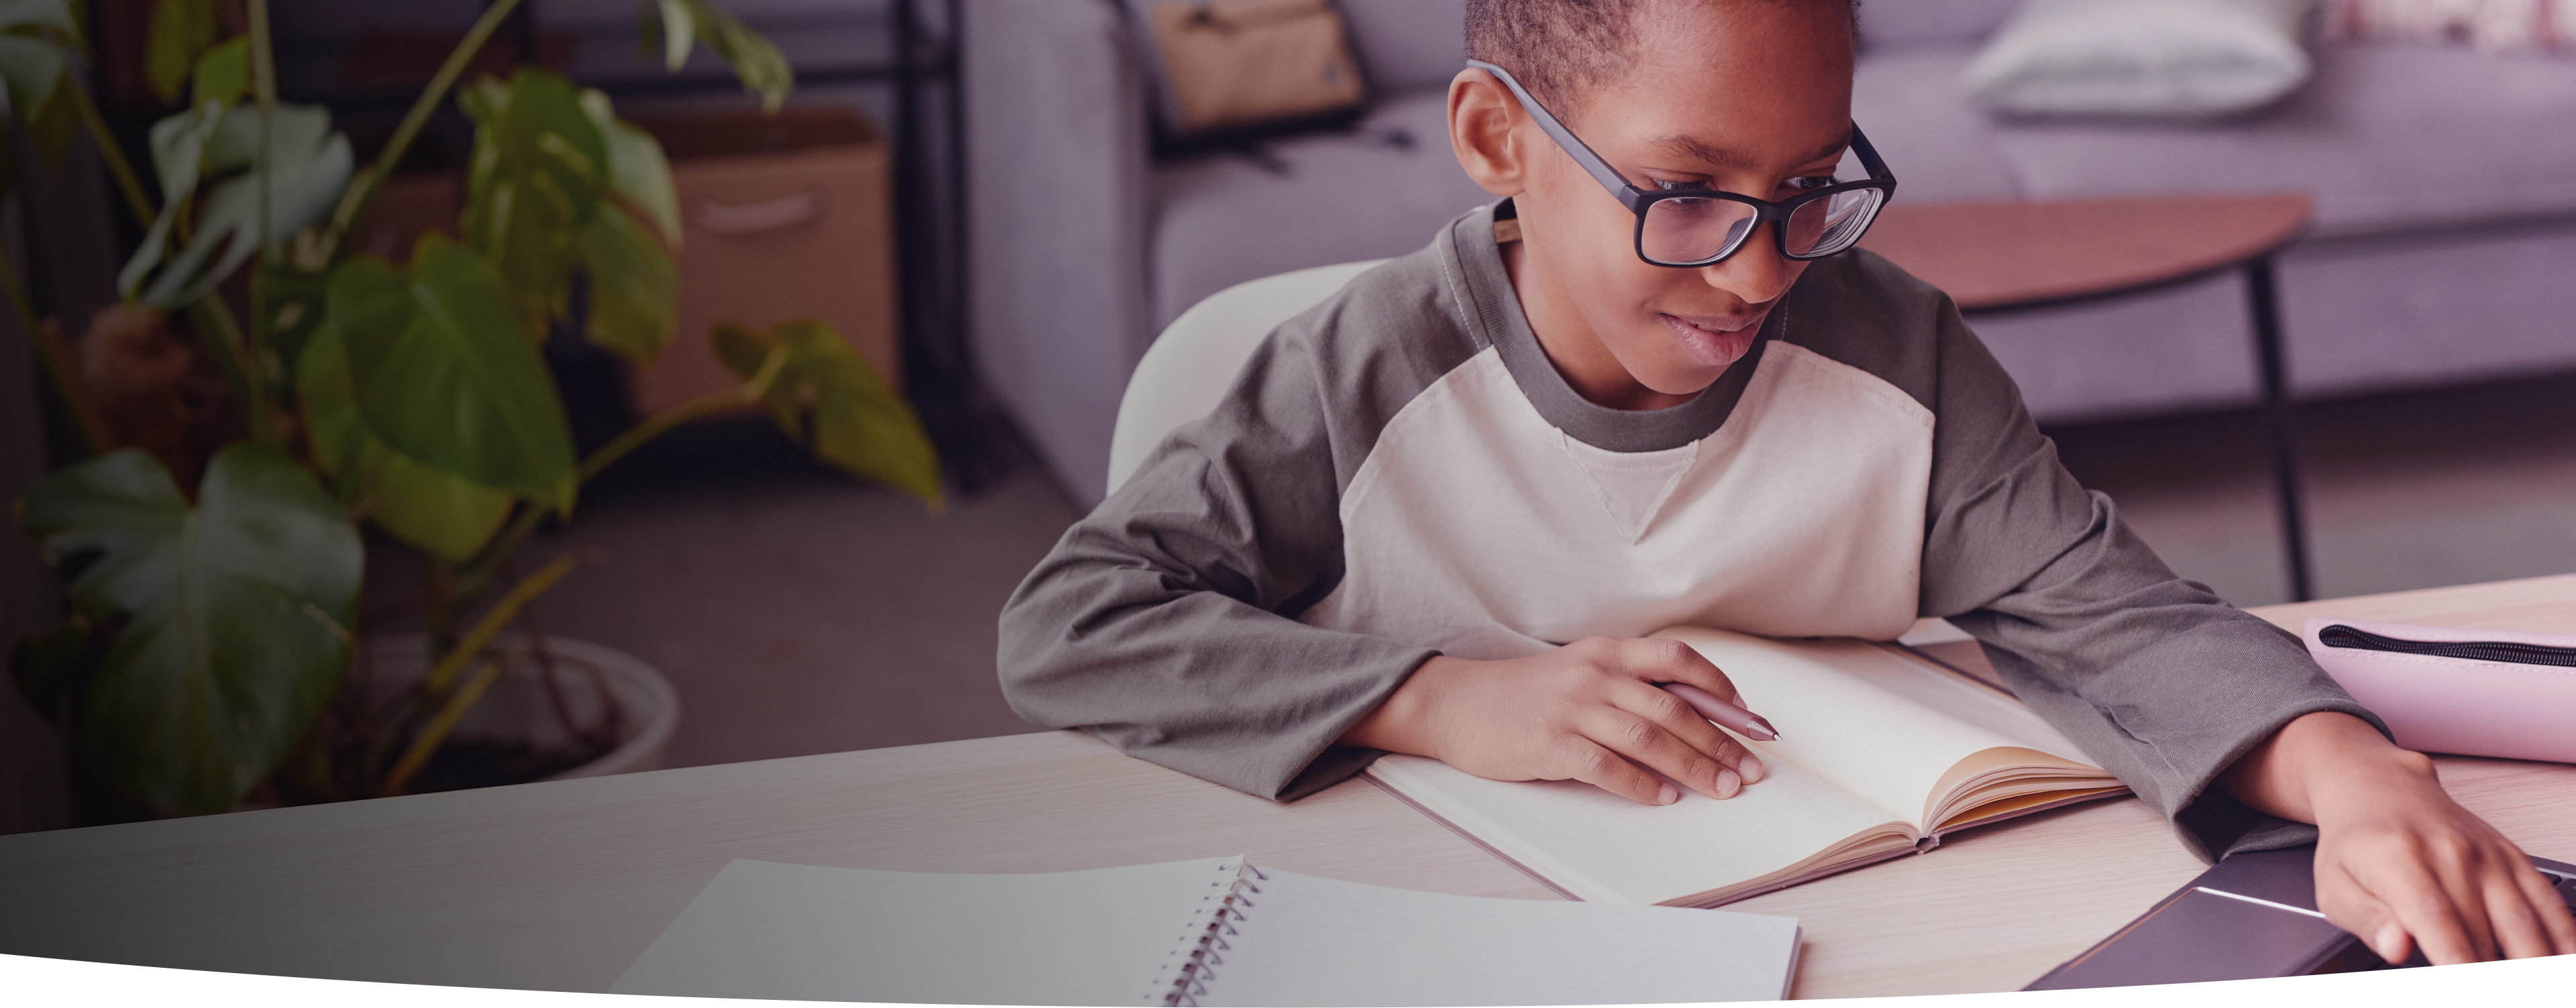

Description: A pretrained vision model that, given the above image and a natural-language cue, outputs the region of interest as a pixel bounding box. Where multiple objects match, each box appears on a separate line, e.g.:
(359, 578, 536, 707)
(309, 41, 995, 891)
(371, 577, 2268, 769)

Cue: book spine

(1142, 858, 1266, 1007)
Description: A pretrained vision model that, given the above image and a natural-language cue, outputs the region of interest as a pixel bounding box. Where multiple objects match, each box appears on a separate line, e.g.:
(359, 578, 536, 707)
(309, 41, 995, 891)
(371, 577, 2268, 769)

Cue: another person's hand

(2222, 711, 2576, 964)
(1338, 636, 1767, 805)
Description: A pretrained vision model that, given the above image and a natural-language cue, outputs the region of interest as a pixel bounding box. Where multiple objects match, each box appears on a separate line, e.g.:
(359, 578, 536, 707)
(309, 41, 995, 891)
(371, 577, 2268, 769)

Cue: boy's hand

(1339, 636, 1767, 805)
(2221, 712, 2576, 964)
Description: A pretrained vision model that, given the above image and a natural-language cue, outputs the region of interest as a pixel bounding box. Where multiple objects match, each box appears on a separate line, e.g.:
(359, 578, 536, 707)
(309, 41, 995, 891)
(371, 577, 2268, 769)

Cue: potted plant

(2, 0, 941, 818)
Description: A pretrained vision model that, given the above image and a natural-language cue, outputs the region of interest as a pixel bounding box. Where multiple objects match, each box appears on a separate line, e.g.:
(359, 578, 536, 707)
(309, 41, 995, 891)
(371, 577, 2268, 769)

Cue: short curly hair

(1464, 0, 1860, 119)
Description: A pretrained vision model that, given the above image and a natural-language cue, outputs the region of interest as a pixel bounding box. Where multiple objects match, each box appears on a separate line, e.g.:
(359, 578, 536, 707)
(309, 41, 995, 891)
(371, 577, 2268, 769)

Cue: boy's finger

(2378, 862, 2486, 964)
(2318, 875, 2408, 964)
(1552, 734, 1676, 806)
(1578, 704, 1741, 800)
(1612, 638, 1747, 708)
(2484, 871, 2561, 960)
(2526, 870, 2576, 954)
(1613, 679, 1766, 785)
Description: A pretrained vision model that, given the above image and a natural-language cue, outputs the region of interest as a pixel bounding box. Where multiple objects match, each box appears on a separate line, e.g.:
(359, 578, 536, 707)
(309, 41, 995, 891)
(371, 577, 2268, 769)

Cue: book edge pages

(1925, 786, 2132, 846)
(1674, 842, 1923, 909)
(1360, 757, 1921, 908)
(1868, 640, 2125, 828)
(1922, 748, 2126, 830)
(1783, 925, 1805, 1000)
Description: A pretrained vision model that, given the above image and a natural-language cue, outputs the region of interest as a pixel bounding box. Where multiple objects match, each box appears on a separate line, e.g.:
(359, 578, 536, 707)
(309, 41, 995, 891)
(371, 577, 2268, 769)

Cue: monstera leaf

(327, 235, 580, 513)
(298, 322, 515, 562)
(460, 68, 608, 337)
(144, 0, 225, 105)
(714, 319, 942, 510)
(457, 70, 680, 369)
(582, 89, 680, 244)
(16, 445, 362, 816)
(0, 30, 75, 174)
(643, 0, 792, 111)
(575, 199, 677, 366)
(124, 101, 354, 309)
(572, 89, 679, 366)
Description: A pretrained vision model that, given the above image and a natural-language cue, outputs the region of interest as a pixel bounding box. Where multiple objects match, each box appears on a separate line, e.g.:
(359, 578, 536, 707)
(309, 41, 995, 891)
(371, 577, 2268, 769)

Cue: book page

(611, 857, 1239, 1005)
(1367, 752, 1915, 906)
(1201, 868, 1801, 1006)
(1656, 628, 2103, 831)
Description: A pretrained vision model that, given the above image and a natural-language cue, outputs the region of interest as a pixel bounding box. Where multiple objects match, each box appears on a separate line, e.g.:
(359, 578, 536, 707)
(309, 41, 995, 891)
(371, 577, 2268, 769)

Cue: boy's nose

(1695, 222, 1800, 305)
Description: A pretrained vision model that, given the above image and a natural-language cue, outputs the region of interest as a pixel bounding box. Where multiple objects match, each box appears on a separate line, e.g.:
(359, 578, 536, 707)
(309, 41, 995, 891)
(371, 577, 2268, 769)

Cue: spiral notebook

(610, 856, 1801, 1005)
(1366, 626, 2129, 907)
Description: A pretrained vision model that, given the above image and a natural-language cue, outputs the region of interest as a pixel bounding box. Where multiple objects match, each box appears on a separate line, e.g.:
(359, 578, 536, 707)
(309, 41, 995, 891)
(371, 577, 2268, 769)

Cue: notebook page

(1659, 628, 2062, 830)
(1851, 645, 2092, 762)
(611, 857, 1237, 1004)
(1200, 869, 1800, 1006)
(1368, 752, 1909, 905)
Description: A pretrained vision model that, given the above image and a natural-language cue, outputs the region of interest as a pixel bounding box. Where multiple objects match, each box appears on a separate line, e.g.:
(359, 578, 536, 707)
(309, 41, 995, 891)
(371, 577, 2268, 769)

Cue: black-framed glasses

(1467, 59, 1898, 268)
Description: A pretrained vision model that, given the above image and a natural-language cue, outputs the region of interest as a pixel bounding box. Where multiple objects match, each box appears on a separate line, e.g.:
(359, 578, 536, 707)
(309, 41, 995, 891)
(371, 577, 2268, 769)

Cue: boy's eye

(1652, 179, 1711, 192)
(1786, 175, 1837, 192)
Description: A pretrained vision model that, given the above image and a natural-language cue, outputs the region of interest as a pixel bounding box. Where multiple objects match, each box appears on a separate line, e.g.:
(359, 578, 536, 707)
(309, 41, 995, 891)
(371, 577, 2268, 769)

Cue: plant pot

(359, 632, 680, 789)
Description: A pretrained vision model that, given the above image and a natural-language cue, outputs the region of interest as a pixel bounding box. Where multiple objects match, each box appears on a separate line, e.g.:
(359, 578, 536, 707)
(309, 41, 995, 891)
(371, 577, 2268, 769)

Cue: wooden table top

(1, 573, 2571, 1001)
(1859, 194, 2314, 312)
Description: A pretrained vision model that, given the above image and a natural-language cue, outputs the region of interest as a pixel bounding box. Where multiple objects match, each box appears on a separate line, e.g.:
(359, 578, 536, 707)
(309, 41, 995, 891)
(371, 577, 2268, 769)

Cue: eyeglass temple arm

(1465, 60, 1638, 201)
(1848, 125, 1894, 183)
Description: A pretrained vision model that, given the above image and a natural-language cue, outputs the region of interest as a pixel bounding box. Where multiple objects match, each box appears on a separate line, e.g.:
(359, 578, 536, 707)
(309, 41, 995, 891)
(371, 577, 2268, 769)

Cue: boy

(999, 0, 2574, 966)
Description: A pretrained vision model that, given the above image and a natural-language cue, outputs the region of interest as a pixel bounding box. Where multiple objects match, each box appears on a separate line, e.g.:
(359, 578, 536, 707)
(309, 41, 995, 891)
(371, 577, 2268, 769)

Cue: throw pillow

(1960, 0, 2320, 119)
(1129, 0, 1369, 149)
(2320, 0, 2576, 52)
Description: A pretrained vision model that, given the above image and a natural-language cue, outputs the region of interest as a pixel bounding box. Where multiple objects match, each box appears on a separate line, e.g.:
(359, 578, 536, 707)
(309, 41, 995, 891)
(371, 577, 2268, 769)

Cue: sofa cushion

(1150, 89, 1493, 326)
(1986, 41, 2576, 236)
(1342, 0, 1469, 95)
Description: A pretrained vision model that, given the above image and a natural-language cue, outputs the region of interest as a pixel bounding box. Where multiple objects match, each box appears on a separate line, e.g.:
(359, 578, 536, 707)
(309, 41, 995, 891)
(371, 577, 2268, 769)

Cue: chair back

(1105, 260, 1386, 496)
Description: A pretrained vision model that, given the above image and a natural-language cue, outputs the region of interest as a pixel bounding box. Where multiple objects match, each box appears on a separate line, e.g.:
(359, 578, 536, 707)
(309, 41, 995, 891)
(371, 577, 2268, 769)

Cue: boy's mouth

(1658, 313, 1761, 368)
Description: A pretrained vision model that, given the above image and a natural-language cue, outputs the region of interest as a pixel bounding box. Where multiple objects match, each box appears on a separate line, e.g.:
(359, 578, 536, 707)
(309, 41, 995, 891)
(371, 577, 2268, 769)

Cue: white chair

(1103, 260, 1388, 497)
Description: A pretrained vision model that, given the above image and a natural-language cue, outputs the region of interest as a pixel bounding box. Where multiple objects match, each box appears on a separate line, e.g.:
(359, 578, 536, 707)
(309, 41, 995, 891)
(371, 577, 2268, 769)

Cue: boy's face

(1453, 1, 1857, 403)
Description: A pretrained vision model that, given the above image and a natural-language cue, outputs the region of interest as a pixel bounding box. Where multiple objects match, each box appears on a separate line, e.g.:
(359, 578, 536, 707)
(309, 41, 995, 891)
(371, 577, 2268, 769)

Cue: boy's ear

(1448, 68, 1527, 198)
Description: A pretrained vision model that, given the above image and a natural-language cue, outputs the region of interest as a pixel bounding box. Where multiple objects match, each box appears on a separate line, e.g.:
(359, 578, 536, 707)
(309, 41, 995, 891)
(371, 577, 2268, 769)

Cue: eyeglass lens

(1640, 188, 1884, 265)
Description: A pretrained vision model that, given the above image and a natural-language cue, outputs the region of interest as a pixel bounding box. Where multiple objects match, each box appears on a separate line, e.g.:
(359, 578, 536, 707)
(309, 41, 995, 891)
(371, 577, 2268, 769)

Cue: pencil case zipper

(2316, 624, 2576, 668)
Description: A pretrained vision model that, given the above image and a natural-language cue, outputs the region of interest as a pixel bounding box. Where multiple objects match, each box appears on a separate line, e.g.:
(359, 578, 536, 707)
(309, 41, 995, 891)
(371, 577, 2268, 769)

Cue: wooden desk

(3, 575, 2573, 1000)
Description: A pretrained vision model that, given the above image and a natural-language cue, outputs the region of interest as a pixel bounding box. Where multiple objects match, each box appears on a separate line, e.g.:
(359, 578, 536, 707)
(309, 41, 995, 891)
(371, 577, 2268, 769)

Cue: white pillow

(1961, 0, 2320, 119)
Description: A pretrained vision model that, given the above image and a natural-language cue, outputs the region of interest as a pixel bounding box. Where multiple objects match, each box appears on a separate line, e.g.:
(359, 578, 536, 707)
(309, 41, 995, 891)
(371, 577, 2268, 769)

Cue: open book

(611, 856, 1801, 1005)
(1364, 626, 2128, 908)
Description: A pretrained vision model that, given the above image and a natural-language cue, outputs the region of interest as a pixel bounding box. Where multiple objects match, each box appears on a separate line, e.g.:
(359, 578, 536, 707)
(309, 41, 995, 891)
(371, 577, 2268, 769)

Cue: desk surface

(3, 574, 2573, 999)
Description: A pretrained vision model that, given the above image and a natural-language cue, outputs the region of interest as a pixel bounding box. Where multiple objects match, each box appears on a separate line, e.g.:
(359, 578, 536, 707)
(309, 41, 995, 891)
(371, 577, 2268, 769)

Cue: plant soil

(403, 735, 612, 794)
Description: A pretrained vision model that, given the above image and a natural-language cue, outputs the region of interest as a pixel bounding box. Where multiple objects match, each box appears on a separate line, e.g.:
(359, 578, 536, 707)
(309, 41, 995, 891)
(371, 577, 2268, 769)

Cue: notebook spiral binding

(1147, 858, 1268, 1007)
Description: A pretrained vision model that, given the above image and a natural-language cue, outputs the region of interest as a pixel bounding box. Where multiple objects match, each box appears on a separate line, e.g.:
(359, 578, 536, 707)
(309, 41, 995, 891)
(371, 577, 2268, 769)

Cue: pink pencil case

(2301, 617, 2576, 764)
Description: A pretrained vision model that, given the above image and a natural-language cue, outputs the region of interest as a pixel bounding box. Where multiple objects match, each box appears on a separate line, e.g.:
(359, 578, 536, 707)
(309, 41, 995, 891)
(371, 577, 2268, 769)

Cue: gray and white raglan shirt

(999, 201, 2381, 862)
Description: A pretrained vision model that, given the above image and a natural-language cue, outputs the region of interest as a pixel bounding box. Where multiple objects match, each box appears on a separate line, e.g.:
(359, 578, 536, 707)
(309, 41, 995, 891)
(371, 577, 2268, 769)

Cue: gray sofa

(965, 0, 2576, 505)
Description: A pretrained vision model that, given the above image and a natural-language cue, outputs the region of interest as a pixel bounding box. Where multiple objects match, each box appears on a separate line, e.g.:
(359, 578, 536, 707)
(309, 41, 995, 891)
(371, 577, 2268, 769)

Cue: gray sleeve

(996, 299, 1447, 802)
(1913, 300, 2386, 863)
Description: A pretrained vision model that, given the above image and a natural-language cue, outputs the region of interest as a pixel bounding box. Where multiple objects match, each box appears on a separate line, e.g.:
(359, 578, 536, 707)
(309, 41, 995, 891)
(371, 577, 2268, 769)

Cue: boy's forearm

(2217, 710, 2433, 824)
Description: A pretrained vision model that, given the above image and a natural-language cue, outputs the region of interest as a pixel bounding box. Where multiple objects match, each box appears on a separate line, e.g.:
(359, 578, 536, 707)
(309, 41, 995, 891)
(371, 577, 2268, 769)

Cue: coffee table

(1860, 194, 2318, 600)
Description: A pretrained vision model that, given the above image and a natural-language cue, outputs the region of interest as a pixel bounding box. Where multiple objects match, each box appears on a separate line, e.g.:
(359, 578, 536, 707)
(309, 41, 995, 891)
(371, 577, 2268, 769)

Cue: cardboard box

(631, 105, 900, 416)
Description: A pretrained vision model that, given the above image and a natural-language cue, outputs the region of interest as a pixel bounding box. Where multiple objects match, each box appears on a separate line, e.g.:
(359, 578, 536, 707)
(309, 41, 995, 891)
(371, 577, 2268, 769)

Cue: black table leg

(2245, 256, 2314, 602)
